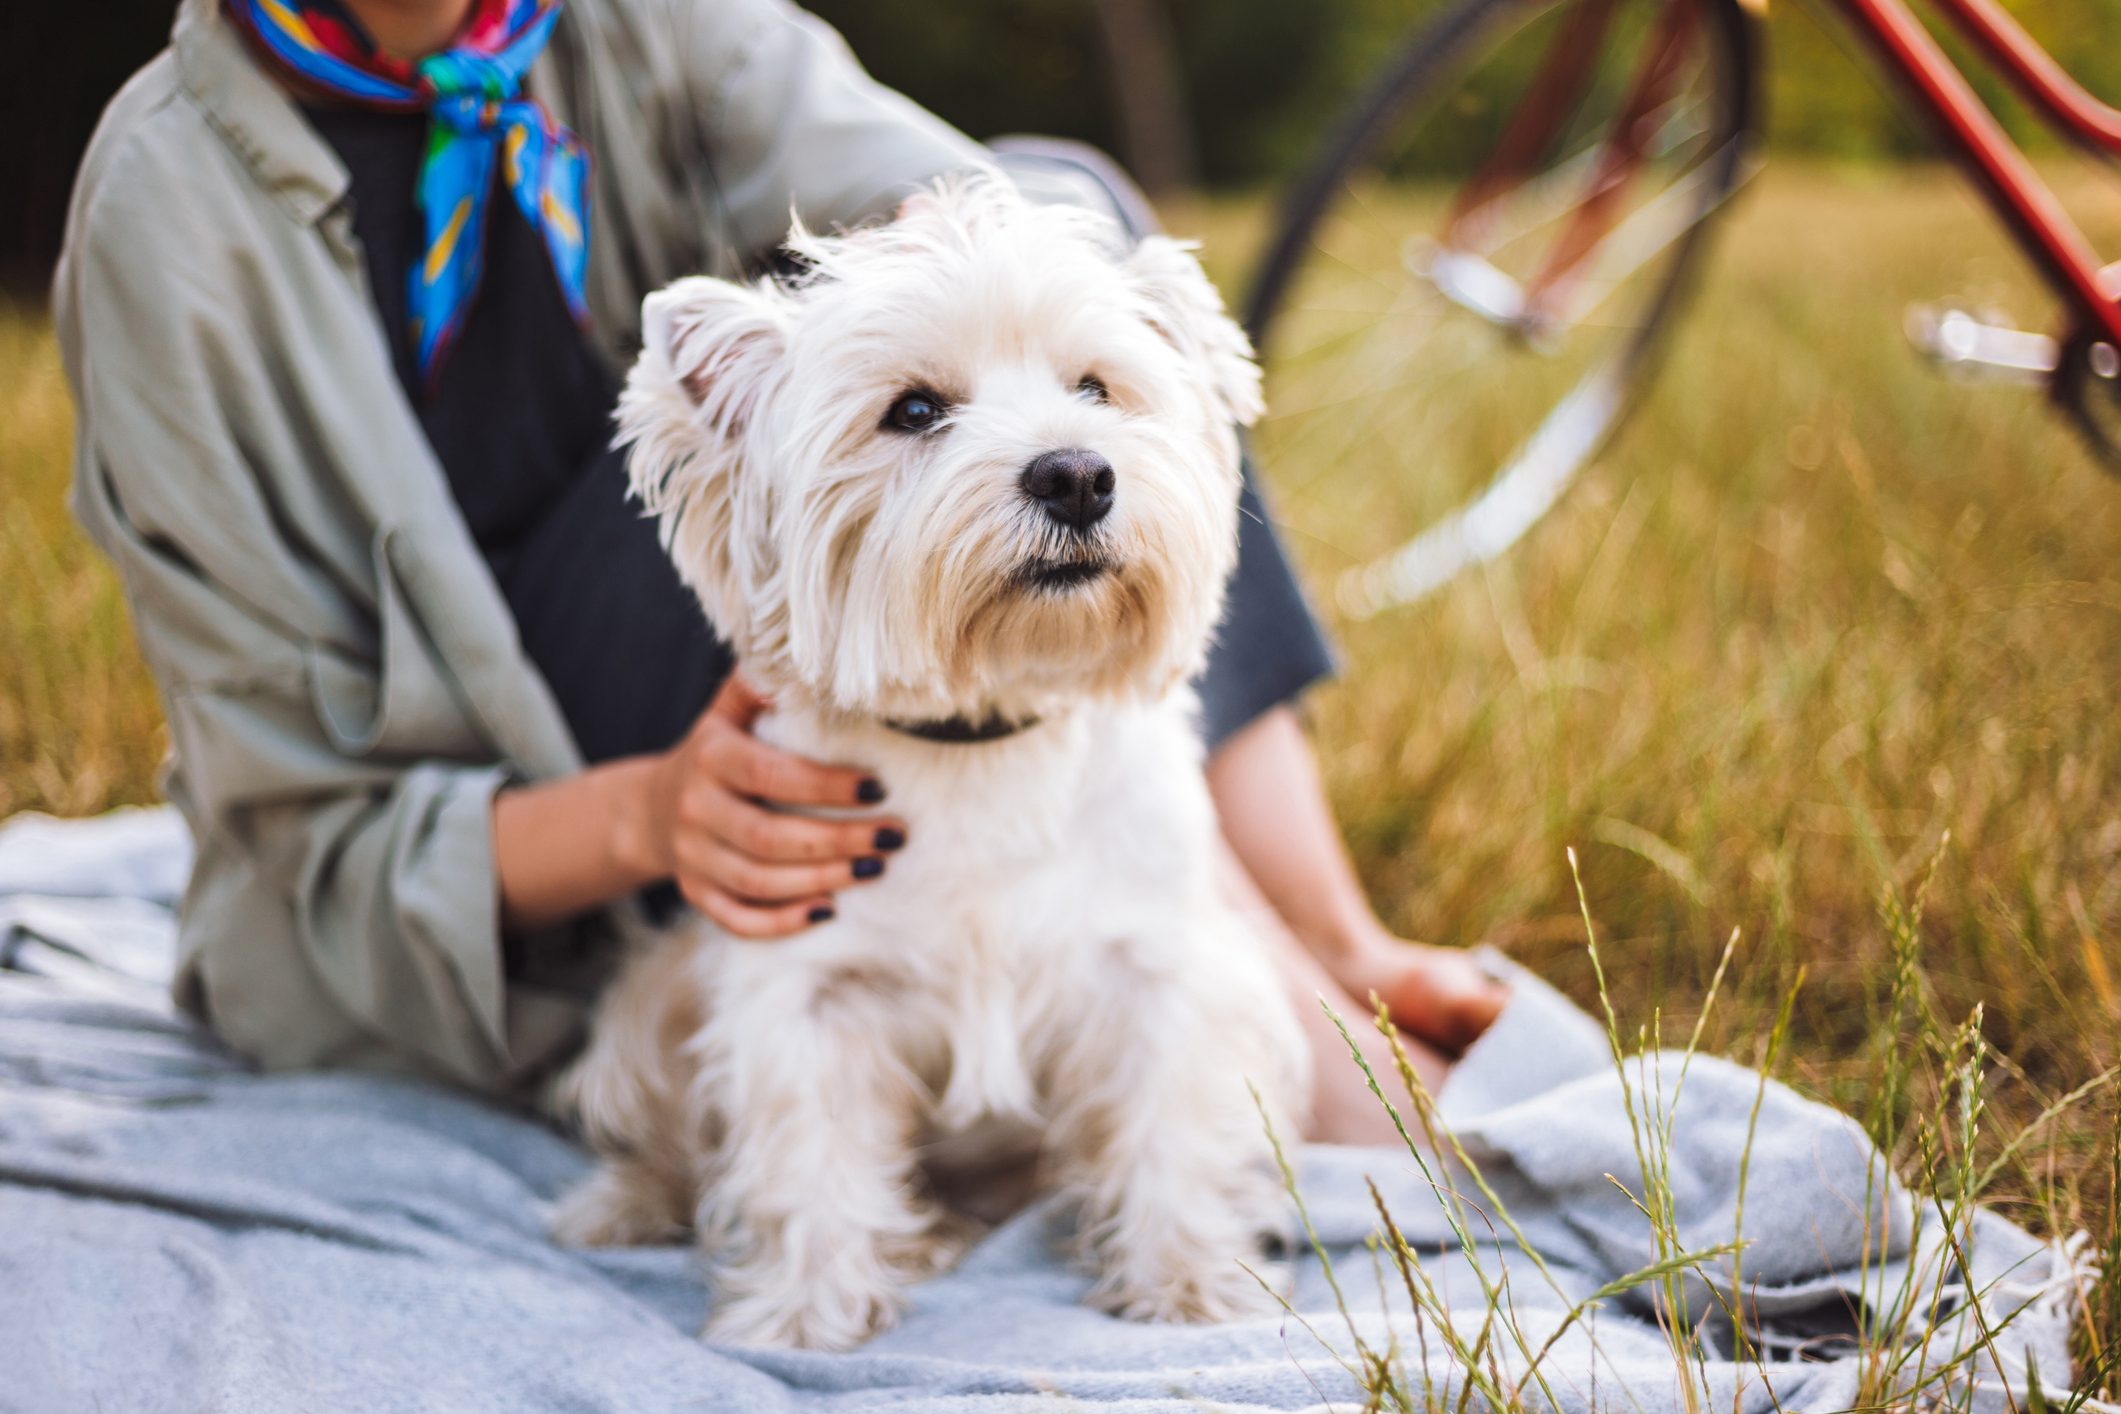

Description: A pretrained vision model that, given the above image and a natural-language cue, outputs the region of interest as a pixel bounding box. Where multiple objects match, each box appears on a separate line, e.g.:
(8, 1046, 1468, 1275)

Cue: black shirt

(308, 103, 735, 767)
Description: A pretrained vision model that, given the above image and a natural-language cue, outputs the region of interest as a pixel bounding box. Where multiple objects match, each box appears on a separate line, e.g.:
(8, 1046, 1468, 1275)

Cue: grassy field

(1207, 162, 2121, 1402)
(0, 309, 162, 818)
(4, 164, 2119, 1399)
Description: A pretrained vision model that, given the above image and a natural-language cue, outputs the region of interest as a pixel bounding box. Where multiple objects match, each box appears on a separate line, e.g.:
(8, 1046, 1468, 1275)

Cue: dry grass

(1191, 162, 2121, 1399)
(0, 299, 164, 817)
(2, 162, 2117, 1397)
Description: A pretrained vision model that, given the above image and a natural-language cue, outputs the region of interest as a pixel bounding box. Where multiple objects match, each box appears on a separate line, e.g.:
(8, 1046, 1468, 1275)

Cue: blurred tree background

(5, 0, 2121, 287)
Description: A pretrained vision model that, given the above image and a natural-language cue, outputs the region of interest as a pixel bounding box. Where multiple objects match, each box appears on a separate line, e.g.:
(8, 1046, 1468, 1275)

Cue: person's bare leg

(1207, 706, 1508, 1056)
(1215, 842, 1443, 1146)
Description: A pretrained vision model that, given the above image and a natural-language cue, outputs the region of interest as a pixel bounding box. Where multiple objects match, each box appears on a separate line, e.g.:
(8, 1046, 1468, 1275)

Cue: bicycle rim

(1247, 0, 1759, 617)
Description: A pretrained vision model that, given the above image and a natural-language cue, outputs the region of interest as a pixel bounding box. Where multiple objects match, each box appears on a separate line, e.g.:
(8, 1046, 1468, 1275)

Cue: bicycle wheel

(1245, 0, 1760, 616)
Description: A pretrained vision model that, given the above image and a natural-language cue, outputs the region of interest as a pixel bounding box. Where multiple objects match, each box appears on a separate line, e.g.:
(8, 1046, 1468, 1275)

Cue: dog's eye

(884, 390, 949, 433)
(1075, 374, 1110, 404)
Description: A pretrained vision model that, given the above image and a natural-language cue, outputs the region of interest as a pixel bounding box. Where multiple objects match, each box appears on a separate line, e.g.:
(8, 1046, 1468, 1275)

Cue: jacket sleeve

(56, 156, 576, 1094)
(666, 0, 992, 258)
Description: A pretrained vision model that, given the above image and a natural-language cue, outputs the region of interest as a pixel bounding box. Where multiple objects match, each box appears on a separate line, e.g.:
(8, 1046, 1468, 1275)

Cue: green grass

(3, 162, 2117, 1401)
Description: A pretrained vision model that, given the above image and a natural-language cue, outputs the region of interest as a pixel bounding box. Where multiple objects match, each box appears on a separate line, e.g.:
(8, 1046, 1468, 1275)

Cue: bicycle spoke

(1248, 0, 1753, 608)
(1541, 137, 1753, 331)
(1339, 365, 1629, 614)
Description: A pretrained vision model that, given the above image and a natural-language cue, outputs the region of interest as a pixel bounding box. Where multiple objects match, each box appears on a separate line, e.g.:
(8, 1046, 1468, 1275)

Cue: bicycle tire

(1245, 0, 1764, 614)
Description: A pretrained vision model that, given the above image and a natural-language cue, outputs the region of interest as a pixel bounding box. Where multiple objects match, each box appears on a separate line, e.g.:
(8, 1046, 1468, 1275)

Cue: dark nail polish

(807, 905, 835, 924)
(852, 856, 885, 880)
(874, 827, 907, 852)
(856, 778, 887, 804)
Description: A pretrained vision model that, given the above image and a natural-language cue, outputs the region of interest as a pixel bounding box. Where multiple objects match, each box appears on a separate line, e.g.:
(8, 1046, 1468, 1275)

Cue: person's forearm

(492, 755, 667, 931)
(1209, 705, 1510, 1054)
(1204, 706, 1376, 968)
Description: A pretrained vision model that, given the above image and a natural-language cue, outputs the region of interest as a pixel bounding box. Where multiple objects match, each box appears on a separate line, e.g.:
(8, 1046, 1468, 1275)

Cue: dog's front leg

(1042, 919, 1305, 1324)
(697, 975, 934, 1351)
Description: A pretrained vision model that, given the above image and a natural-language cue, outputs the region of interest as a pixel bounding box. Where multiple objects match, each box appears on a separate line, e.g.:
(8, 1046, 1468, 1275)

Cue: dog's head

(618, 176, 1262, 724)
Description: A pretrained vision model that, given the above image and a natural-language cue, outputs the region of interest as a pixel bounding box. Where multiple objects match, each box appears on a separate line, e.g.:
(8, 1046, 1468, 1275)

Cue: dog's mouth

(1014, 556, 1114, 593)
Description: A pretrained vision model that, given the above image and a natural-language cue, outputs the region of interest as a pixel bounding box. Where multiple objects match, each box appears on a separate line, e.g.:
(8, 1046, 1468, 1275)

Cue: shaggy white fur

(552, 178, 1310, 1352)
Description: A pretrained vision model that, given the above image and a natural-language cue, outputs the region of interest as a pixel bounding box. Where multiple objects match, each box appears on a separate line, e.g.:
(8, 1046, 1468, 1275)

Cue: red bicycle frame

(1443, 0, 1706, 325)
(1834, 0, 2121, 346)
(1449, 0, 2121, 349)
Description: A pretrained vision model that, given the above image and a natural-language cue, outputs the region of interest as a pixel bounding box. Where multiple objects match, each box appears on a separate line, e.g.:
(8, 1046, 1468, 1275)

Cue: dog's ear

(1125, 236, 1264, 427)
(619, 275, 793, 646)
(637, 275, 791, 433)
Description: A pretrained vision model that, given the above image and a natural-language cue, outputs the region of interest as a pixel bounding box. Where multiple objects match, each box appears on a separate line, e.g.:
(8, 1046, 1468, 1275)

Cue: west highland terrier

(553, 177, 1310, 1351)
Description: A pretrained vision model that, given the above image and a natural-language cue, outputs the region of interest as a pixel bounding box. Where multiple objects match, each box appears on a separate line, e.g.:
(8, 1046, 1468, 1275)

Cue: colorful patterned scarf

(226, 0, 591, 384)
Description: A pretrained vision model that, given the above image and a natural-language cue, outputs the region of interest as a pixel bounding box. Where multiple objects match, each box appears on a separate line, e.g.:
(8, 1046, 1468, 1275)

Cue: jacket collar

(173, 0, 351, 227)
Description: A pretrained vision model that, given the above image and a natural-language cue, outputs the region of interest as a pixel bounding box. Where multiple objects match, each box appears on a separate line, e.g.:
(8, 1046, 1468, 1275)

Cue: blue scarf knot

(229, 0, 592, 384)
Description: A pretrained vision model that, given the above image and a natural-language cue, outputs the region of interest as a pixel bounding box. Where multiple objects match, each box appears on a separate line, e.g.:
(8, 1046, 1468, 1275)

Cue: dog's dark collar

(884, 711, 1042, 744)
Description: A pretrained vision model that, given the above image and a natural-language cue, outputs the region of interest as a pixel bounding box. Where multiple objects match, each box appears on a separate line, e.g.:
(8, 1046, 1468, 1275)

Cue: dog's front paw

(704, 1279, 906, 1351)
(881, 1210, 981, 1281)
(550, 1166, 688, 1249)
(1093, 1251, 1278, 1325)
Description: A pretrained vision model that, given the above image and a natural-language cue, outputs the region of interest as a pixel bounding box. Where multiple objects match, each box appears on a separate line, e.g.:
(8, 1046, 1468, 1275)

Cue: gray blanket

(0, 809, 2080, 1412)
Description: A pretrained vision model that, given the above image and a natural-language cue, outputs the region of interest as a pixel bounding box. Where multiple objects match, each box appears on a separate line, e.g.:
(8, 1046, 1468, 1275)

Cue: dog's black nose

(1020, 449, 1115, 533)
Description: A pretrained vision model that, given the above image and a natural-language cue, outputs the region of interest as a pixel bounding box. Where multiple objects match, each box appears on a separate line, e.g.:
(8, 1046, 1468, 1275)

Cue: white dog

(553, 178, 1310, 1352)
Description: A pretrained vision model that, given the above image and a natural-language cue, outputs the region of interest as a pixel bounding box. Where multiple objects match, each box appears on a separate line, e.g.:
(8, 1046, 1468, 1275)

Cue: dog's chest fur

(727, 693, 1218, 1130)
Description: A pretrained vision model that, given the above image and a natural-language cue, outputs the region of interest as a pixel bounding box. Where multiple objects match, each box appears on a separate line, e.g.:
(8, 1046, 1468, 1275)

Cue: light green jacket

(53, 0, 984, 1100)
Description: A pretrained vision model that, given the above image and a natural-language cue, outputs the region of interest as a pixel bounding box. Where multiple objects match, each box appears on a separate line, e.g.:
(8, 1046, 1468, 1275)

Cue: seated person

(54, 0, 1505, 1143)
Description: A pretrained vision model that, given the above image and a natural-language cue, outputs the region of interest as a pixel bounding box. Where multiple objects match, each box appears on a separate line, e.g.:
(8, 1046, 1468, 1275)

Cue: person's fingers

(708, 727, 884, 808)
(679, 879, 836, 940)
(1419, 966, 1505, 1052)
(1418, 952, 1507, 1042)
(1361, 948, 1507, 1056)
(1441, 960, 1509, 1033)
(703, 673, 774, 734)
(702, 790, 907, 864)
(674, 836, 885, 904)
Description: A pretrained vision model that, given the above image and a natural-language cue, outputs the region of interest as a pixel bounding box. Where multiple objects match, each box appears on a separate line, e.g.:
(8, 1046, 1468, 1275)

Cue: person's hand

(1331, 932, 1508, 1057)
(629, 674, 906, 938)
